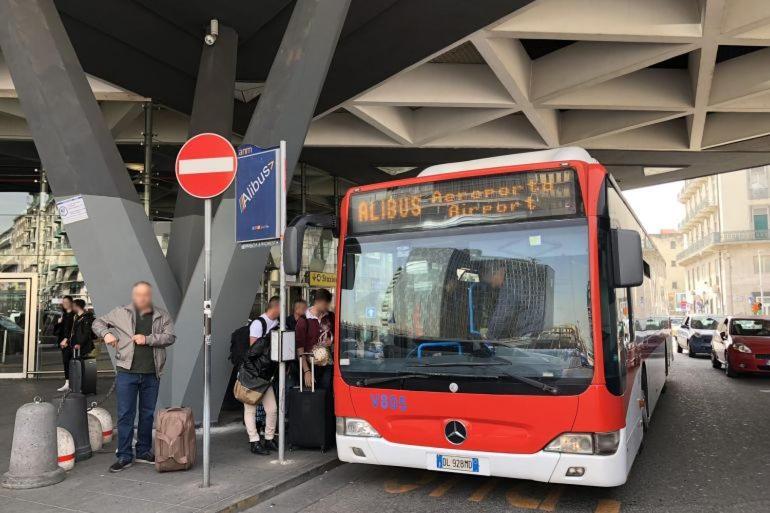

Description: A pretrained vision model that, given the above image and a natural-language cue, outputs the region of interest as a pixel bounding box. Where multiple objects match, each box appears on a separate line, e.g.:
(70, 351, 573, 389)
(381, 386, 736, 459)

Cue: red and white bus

(287, 148, 670, 487)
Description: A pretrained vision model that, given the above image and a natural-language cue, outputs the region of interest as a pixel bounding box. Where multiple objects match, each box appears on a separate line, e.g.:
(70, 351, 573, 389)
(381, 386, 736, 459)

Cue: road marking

(760, 390, 770, 393)
(595, 499, 622, 513)
(538, 486, 564, 511)
(429, 476, 461, 497)
(384, 472, 435, 494)
(468, 478, 498, 502)
(506, 484, 541, 509)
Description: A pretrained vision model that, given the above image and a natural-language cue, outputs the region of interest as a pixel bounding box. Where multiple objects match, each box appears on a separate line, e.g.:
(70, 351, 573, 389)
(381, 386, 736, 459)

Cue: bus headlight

(544, 431, 620, 455)
(336, 417, 381, 437)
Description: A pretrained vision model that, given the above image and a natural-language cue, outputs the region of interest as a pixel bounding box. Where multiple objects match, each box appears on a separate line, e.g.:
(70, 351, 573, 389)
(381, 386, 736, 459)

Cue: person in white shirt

(244, 297, 280, 455)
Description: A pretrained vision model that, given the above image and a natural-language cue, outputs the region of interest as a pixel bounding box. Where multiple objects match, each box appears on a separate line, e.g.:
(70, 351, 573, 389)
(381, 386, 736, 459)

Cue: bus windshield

(339, 218, 594, 395)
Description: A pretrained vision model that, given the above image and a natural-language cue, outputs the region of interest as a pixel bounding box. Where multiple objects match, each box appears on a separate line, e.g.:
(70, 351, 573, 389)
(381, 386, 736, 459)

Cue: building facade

(650, 230, 686, 314)
(676, 167, 770, 315)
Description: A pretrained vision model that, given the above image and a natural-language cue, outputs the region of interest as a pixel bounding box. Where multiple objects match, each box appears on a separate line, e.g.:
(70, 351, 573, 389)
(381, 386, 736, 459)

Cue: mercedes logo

(444, 420, 467, 445)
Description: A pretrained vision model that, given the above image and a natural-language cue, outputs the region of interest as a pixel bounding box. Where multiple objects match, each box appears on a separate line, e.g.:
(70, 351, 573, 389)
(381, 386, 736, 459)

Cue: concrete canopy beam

(0, 0, 180, 315)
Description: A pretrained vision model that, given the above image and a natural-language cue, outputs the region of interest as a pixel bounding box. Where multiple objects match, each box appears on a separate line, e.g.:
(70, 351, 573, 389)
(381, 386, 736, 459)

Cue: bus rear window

(349, 169, 582, 235)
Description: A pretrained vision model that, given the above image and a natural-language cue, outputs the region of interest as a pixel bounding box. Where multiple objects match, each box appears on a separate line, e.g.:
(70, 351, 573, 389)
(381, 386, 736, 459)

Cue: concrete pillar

(0, 0, 180, 316)
(166, 25, 238, 294)
(168, 0, 351, 417)
(142, 102, 153, 218)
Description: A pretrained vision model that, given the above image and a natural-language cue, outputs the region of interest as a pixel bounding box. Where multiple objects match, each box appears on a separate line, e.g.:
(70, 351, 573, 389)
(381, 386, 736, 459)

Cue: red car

(712, 316, 770, 377)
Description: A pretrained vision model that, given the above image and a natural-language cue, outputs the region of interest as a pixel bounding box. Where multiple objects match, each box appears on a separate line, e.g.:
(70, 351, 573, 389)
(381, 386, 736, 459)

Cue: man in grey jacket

(92, 281, 175, 472)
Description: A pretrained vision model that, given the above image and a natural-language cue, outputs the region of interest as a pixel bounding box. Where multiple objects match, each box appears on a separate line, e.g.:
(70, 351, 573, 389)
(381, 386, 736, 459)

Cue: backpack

(228, 324, 252, 366)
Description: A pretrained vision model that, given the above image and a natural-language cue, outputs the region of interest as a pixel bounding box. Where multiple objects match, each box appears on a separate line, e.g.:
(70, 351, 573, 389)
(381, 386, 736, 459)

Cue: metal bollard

(2, 399, 66, 489)
(57, 393, 92, 461)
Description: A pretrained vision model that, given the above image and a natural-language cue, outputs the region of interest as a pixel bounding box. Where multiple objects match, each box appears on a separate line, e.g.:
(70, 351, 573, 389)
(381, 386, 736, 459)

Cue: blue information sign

(235, 145, 281, 243)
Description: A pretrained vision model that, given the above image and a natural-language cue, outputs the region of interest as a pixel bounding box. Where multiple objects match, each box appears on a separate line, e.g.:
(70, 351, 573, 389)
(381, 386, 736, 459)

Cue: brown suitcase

(154, 407, 196, 472)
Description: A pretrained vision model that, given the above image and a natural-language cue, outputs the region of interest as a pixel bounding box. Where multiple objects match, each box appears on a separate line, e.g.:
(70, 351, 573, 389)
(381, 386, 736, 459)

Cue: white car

(675, 315, 720, 357)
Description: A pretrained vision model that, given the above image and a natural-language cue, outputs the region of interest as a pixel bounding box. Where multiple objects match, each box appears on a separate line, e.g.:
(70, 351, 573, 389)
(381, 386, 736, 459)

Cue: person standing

(295, 289, 334, 391)
(70, 299, 95, 357)
(285, 299, 307, 331)
(92, 281, 176, 473)
(55, 295, 75, 392)
(241, 296, 280, 455)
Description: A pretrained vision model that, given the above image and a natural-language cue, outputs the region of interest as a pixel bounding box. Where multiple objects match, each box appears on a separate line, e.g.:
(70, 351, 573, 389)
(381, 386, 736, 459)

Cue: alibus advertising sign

(235, 145, 281, 244)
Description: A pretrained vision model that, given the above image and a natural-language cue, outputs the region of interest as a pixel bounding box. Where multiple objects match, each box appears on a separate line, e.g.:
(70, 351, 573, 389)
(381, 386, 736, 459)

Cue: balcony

(677, 229, 770, 263)
(678, 195, 718, 231)
(677, 176, 707, 203)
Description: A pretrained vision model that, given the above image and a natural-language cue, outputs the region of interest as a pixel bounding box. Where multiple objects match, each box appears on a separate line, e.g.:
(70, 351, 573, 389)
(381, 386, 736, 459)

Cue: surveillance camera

(204, 18, 219, 46)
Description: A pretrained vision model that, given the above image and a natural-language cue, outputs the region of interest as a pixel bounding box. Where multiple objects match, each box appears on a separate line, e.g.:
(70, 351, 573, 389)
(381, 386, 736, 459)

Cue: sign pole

(278, 140, 287, 464)
(203, 197, 212, 487)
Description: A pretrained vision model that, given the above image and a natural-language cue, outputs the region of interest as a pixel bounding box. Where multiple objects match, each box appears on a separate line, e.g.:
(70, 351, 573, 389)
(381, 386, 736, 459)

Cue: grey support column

(167, 0, 351, 417)
(165, 26, 238, 294)
(0, 0, 180, 315)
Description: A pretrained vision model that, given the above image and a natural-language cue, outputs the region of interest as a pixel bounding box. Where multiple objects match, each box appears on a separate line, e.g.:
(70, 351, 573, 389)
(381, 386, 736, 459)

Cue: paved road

(247, 352, 770, 513)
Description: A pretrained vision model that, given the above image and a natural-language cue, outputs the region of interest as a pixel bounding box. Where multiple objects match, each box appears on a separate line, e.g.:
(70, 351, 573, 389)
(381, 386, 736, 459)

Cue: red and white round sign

(175, 133, 238, 199)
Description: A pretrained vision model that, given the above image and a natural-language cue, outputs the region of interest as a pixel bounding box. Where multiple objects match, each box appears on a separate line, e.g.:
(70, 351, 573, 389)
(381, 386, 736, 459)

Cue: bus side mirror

(611, 228, 643, 287)
(282, 214, 336, 276)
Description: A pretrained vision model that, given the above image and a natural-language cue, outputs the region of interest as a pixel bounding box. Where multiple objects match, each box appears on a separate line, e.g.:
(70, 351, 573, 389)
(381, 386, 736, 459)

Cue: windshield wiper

(356, 370, 493, 387)
(409, 360, 559, 395)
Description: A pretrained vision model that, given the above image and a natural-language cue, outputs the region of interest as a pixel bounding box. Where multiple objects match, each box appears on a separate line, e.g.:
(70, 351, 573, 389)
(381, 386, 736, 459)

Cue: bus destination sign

(348, 169, 579, 235)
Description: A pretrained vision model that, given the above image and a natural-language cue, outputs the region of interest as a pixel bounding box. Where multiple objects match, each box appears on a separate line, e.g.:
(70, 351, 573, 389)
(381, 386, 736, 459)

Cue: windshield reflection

(339, 219, 594, 394)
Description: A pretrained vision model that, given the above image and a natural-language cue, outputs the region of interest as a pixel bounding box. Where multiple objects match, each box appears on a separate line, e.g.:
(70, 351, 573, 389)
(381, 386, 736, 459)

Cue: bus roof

(418, 147, 597, 177)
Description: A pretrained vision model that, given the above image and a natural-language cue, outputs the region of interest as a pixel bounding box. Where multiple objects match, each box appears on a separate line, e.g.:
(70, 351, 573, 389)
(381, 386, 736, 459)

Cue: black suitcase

(288, 357, 334, 451)
(69, 348, 97, 395)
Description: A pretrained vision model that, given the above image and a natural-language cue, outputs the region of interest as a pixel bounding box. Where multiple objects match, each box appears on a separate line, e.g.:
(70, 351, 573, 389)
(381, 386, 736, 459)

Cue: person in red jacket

(295, 288, 334, 391)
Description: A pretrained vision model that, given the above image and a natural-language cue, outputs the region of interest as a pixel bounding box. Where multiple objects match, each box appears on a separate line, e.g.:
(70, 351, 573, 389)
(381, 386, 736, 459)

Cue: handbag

(233, 379, 263, 406)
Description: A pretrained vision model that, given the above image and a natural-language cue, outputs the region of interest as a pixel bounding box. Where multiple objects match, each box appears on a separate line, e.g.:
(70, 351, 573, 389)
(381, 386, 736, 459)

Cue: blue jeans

(116, 372, 159, 462)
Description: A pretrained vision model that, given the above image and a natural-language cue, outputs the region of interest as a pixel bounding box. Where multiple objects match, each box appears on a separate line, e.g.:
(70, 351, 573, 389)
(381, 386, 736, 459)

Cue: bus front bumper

(336, 429, 629, 487)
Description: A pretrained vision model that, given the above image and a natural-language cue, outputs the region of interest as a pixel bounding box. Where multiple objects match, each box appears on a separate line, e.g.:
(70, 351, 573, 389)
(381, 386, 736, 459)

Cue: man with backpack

(241, 296, 280, 455)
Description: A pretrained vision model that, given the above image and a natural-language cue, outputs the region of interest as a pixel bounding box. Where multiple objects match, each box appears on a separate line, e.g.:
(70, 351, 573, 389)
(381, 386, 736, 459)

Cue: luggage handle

(298, 352, 315, 393)
(73, 346, 80, 359)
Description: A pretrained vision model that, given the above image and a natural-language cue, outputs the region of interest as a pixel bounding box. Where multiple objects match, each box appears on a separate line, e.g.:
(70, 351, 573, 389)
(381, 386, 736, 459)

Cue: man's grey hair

(132, 280, 152, 290)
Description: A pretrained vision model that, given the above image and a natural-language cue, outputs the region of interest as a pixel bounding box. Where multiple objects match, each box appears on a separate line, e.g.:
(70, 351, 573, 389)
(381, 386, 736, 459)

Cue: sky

(624, 181, 685, 234)
(0, 192, 31, 232)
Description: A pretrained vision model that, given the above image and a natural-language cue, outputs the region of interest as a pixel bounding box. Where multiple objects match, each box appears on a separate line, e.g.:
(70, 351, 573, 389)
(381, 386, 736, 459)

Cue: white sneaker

(57, 380, 70, 392)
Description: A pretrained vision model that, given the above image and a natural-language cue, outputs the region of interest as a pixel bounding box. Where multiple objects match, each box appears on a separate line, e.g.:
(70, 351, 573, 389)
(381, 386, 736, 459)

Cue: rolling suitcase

(155, 407, 196, 472)
(69, 348, 97, 395)
(288, 356, 334, 452)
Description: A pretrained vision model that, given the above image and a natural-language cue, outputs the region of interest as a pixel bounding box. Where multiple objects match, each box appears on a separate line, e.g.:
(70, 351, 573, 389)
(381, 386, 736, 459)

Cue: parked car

(712, 316, 770, 377)
(669, 316, 684, 338)
(676, 315, 719, 356)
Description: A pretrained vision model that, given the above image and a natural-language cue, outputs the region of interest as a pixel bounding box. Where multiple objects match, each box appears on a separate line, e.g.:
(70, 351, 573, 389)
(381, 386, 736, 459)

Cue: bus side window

(600, 227, 627, 396)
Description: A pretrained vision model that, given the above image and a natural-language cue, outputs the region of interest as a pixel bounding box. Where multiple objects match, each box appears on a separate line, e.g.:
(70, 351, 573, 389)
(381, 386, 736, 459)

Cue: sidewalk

(0, 378, 340, 513)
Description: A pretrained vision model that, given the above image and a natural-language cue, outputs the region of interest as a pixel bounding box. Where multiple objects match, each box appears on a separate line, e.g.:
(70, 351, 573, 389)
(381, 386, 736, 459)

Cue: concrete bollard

(57, 393, 92, 461)
(57, 428, 75, 471)
(2, 399, 66, 489)
(88, 406, 113, 444)
(87, 414, 103, 452)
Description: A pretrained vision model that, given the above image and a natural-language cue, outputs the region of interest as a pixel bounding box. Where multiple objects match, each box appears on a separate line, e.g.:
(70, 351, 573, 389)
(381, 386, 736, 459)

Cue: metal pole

(300, 163, 307, 214)
(202, 198, 212, 486)
(2, 330, 7, 364)
(278, 140, 287, 464)
(333, 176, 340, 218)
(143, 102, 153, 217)
(35, 170, 47, 374)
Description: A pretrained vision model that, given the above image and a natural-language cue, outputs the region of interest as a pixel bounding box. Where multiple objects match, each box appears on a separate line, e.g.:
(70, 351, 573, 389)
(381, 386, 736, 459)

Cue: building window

(670, 240, 676, 249)
(749, 167, 769, 199)
(672, 281, 678, 289)
(671, 260, 676, 267)
(753, 255, 770, 273)
(752, 207, 769, 231)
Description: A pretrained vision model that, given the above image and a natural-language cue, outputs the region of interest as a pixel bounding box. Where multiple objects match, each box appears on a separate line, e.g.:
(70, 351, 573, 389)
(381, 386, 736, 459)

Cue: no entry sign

(175, 133, 238, 198)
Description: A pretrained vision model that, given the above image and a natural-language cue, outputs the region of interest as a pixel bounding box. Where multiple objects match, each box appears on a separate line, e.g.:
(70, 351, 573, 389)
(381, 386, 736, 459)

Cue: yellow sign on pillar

(309, 271, 336, 288)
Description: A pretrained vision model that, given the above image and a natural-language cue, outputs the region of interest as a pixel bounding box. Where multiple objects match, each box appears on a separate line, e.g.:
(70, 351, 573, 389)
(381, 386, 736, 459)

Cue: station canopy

(2, 0, 770, 195)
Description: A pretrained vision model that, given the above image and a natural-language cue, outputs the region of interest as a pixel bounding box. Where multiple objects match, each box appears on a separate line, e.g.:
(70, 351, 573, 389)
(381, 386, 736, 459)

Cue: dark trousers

(61, 346, 73, 379)
(116, 371, 159, 462)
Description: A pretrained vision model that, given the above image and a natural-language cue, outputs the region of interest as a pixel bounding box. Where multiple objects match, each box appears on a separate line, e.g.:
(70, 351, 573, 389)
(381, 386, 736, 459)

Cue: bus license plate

(436, 455, 479, 473)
